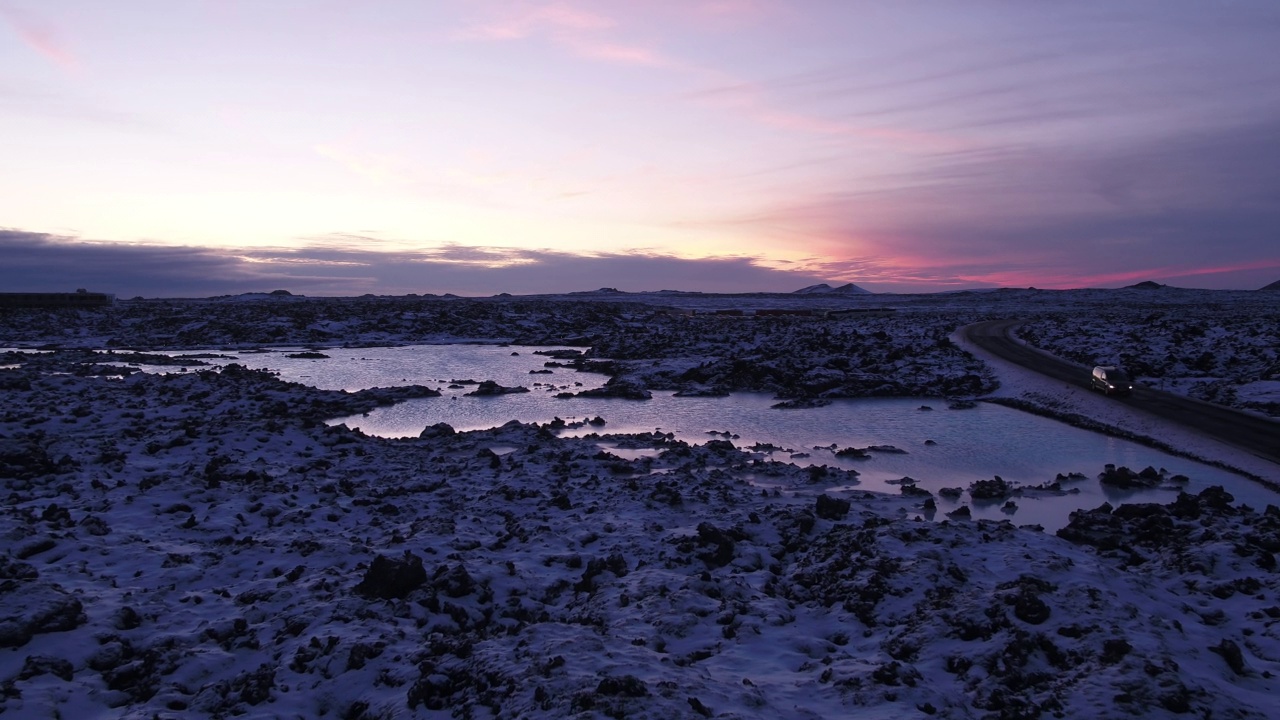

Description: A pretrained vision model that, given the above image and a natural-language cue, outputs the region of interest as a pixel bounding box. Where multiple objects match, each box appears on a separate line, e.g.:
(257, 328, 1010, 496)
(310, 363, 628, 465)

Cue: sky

(2, 0, 1279, 297)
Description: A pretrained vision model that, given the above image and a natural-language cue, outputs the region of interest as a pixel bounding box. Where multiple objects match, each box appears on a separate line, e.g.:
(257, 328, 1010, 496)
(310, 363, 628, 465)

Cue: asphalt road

(962, 319, 1280, 466)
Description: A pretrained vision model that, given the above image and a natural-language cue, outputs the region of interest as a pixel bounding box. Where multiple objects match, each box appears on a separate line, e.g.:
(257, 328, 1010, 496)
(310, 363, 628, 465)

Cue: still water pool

(144, 344, 1280, 531)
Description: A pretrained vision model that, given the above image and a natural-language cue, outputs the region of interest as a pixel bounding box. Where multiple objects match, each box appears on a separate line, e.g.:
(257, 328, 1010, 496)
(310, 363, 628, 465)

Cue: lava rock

(0, 585, 86, 649)
(1209, 639, 1247, 675)
(1198, 486, 1235, 511)
(596, 675, 649, 697)
(354, 552, 427, 600)
(970, 475, 1013, 500)
(466, 380, 530, 396)
(1099, 465, 1160, 489)
(576, 377, 652, 400)
(1013, 592, 1051, 625)
(113, 606, 142, 631)
(695, 522, 737, 568)
(18, 655, 74, 681)
(0, 557, 38, 581)
(1101, 638, 1132, 665)
(432, 564, 477, 598)
(815, 494, 851, 520)
(233, 663, 277, 705)
(419, 422, 456, 439)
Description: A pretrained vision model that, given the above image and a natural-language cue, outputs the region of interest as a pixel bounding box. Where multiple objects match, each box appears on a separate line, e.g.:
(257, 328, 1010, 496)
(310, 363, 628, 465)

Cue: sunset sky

(3, 1, 1279, 296)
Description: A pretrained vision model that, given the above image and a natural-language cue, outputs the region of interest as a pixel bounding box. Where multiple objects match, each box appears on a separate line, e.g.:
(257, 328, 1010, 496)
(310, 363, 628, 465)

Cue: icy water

(138, 344, 1279, 531)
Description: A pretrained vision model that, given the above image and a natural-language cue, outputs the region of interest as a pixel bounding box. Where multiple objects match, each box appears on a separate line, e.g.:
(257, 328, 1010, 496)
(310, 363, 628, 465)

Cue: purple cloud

(0, 230, 836, 297)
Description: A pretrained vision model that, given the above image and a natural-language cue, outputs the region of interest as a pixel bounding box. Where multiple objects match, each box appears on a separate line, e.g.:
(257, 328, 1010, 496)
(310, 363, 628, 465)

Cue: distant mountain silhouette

(1260, 279, 1280, 292)
(1124, 281, 1167, 290)
(792, 283, 871, 295)
(567, 287, 627, 295)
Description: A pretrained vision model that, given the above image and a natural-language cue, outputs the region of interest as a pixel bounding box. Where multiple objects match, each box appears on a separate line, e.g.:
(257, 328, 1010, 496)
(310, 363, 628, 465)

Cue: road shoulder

(953, 324, 1280, 488)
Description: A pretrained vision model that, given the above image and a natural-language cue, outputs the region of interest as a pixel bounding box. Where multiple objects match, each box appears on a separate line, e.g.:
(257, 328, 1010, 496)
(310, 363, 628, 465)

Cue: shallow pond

(133, 344, 1280, 531)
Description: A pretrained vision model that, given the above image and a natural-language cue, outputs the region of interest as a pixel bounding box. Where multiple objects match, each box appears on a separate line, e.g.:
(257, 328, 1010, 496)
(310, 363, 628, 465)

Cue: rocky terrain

(2, 287, 1275, 416)
(1, 349, 1278, 718)
(1017, 296, 1280, 418)
(2, 289, 1279, 717)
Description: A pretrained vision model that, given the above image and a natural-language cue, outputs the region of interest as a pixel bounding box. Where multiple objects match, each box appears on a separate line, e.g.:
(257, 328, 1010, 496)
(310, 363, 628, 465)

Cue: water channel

(126, 344, 1280, 531)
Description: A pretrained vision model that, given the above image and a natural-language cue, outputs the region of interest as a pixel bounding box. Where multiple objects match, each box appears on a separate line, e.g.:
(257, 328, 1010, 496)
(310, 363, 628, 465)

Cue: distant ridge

(567, 287, 627, 295)
(1260, 279, 1280, 292)
(1124, 280, 1167, 290)
(792, 283, 871, 295)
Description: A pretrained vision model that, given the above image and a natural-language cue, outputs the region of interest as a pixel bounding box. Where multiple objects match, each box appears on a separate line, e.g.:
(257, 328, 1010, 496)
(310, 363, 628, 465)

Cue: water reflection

(136, 344, 1280, 532)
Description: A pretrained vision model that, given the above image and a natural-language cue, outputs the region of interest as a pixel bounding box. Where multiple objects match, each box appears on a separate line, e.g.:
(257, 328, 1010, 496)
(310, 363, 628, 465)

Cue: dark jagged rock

(694, 522, 738, 568)
(419, 422, 456, 439)
(969, 476, 1013, 501)
(0, 557, 38, 581)
(1099, 464, 1161, 489)
(113, 606, 142, 631)
(595, 675, 649, 697)
(1111, 503, 1168, 520)
(18, 655, 74, 681)
(1013, 592, 1050, 625)
(233, 663, 277, 705)
(576, 553, 629, 592)
(900, 483, 932, 498)
(1100, 638, 1132, 665)
(0, 585, 86, 648)
(1209, 639, 1247, 675)
(433, 564, 477, 598)
(576, 377, 652, 400)
(0, 436, 58, 480)
(466, 380, 530, 396)
(354, 552, 427, 600)
(815, 494, 851, 520)
(1058, 486, 1253, 564)
(687, 696, 713, 717)
(1198, 485, 1235, 511)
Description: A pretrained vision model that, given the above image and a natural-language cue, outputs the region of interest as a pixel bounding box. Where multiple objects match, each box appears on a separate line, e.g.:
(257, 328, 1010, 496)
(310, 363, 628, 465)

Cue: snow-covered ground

(2, 286, 1274, 417)
(2, 290, 1279, 718)
(1015, 289, 1280, 419)
(953, 328, 1280, 490)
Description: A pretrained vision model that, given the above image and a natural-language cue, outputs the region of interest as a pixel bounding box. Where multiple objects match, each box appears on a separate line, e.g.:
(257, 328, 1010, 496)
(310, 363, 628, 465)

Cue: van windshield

(1108, 371, 1130, 382)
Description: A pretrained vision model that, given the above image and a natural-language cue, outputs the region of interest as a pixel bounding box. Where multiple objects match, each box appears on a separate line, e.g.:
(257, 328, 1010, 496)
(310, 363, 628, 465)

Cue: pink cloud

(935, 257, 1280, 291)
(759, 110, 960, 150)
(1059, 258, 1280, 289)
(1163, 258, 1280, 278)
(689, 0, 782, 28)
(455, 2, 613, 41)
(455, 1, 682, 69)
(0, 6, 77, 72)
(688, 76, 966, 152)
(569, 40, 673, 68)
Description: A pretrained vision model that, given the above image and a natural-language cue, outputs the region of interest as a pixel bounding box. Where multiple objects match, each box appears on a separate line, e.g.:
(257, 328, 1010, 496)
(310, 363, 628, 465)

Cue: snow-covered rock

(1, 320, 1278, 717)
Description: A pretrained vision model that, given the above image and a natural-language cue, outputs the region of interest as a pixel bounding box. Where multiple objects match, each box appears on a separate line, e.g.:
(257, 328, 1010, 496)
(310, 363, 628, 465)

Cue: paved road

(962, 319, 1280, 466)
